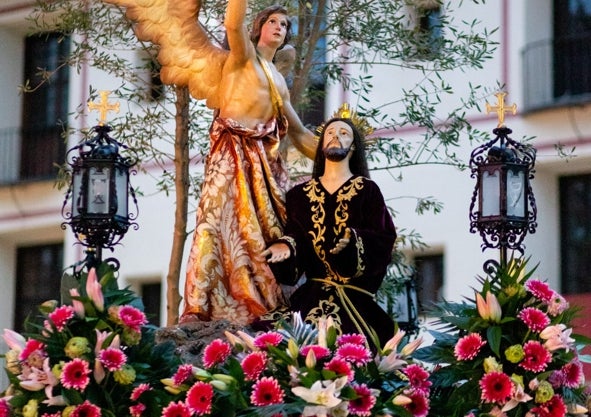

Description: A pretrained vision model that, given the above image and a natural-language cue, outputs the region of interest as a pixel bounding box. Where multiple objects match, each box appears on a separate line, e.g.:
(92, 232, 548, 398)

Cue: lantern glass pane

(72, 168, 83, 217)
(507, 169, 526, 218)
(481, 169, 500, 216)
(115, 167, 128, 220)
(87, 166, 110, 214)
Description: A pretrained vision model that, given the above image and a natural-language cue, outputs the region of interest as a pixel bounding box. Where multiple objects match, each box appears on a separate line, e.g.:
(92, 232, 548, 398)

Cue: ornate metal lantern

(62, 92, 138, 262)
(393, 277, 420, 335)
(469, 93, 537, 264)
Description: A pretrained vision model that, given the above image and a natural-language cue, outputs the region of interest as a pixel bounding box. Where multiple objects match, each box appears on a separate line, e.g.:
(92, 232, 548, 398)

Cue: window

(20, 32, 70, 180)
(14, 243, 64, 332)
(553, 0, 591, 99)
(414, 5, 443, 58)
(140, 282, 162, 326)
(414, 253, 444, 313)
(560, 173, 591, 294)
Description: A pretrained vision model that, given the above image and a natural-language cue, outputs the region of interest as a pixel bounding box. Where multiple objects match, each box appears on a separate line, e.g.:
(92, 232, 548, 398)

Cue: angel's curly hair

(250, 5, 292, 49)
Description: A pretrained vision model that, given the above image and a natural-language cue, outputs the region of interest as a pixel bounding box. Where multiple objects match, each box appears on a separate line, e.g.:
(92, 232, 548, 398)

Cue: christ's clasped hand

(329, 228, 351, 255)
(262, 242, 291, 263)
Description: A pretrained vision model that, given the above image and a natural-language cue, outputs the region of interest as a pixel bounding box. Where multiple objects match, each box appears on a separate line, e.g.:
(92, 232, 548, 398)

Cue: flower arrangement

(414, 259, 591, 417)
(159, 314, 431, 417)
(0, 262, 181, 417)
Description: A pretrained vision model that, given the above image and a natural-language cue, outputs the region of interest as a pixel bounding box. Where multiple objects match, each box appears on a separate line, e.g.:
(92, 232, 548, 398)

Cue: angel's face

(258, 13, 289, 47)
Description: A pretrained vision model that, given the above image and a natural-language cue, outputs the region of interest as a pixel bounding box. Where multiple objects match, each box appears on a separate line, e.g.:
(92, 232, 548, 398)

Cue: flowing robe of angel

(103, 0, 316, 324)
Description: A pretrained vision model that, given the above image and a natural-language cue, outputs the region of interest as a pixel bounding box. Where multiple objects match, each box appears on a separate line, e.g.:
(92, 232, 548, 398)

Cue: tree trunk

(166, 86, 191, 326)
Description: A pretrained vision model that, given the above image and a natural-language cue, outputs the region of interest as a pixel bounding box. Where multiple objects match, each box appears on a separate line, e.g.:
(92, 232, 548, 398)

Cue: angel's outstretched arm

(283, 101, 317, 160)
(224, 0, 250, 62)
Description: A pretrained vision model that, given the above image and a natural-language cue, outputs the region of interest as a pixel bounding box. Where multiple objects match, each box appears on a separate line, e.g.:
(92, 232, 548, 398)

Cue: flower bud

(113, 364, 136, 385)
(22, 399, 38, 417)
(86, 268, 104, 312)
(504, 344, 525, 363)
(64, 337, 90, 359)
(305, 349, 317, 368)
(400, 336, 423, 357)
(392, 394, 412, 405)
(192, 367, 212, 380)
(534, 380, 554, 404)
(212, 373, 235, 385)
(287, 339, 299, 359)
(5, 350, 21, 375)
(39, 300, 58, 315)
(483, 356, 502, 373)
(210, 380, 228, 391)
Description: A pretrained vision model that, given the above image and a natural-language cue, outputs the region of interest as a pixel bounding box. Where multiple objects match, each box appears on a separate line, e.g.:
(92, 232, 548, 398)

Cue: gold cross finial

(87, 90, 120, 126)
(485, 92, 517, 128)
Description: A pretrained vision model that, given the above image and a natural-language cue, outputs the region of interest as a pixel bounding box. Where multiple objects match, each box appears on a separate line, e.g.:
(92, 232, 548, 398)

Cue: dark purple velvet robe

(275, 175, 397, 347)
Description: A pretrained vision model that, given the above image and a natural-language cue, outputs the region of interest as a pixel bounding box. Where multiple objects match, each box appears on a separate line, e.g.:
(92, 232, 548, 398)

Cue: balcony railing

(522, 34, 591, 113)
(0, 126, 65, 185)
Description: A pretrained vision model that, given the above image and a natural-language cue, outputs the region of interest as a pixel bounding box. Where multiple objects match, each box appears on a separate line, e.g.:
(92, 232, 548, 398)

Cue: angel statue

(102, 0, 318, 325)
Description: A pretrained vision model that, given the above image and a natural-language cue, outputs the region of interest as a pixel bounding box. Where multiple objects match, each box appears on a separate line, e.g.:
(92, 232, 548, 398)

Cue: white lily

(292, 376, 348, 408)
(377, 351, 407, 372)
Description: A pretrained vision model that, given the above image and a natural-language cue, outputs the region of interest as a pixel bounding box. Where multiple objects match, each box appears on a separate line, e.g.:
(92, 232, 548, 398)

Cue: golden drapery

(182, 116, 289, 325)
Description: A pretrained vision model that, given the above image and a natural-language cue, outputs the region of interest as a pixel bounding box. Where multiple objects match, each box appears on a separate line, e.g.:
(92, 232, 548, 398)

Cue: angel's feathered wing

(104, 0, 228, 109)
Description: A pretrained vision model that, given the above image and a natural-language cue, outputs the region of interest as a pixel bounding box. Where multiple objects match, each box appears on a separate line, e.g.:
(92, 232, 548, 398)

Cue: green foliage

(0, 263, 181, 417)
(414, 258, 591, 417)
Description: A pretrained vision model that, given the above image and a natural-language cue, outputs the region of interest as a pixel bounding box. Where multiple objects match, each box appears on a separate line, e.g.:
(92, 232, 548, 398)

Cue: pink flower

(530, 395, 567, 417)
(186, 381, 214, 415)
(479, 371, 513, 404)
(335, 343, 372, 366)
(60, 358, 91, 391)
(69, 289, 85, 318)
(324, 357, 354, 381)
(19, 339, 46, 363)
(337, 333, 366, 346)
(161, 401, 191, 417)
(202, 339, 232, 368)
(476, 292, 502, 322)
(118, 306, 147, 332)
(404, 364, 432, 394)
(47, 305, 75, 331)
(98, 347, 127, 371)
(253, 331, 283, 349)
(130, 383, 152, 401)
(454, 333, 486, 361)
(70, 400, 101, 417)
(172, 364, 194, 386)
(0, 398, 10, 417)
(348, 383, 376, 416)
(300, 345, 331, 360)
(519, 341, 552, 372)
(540, 324, 574, 352)
(241, 351, 267, 381)
(561, 361, 584, 388)
(546, 292, 569, 316)
(86, 268, 104, 311)
(3, 329, 25, 352)
(517, 307, 550, 332)
(129, 403, 146, 417)
(250, 376, 285, 406)
(403, 390, 430, 417)
(525, 279, 554, 303)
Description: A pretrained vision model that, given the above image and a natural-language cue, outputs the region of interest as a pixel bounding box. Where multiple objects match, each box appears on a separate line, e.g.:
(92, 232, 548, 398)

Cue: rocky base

(154, 320, 249, 366)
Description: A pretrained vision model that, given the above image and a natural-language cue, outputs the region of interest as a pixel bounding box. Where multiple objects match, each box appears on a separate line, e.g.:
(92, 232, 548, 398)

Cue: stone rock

(154, 320, 249, 366)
